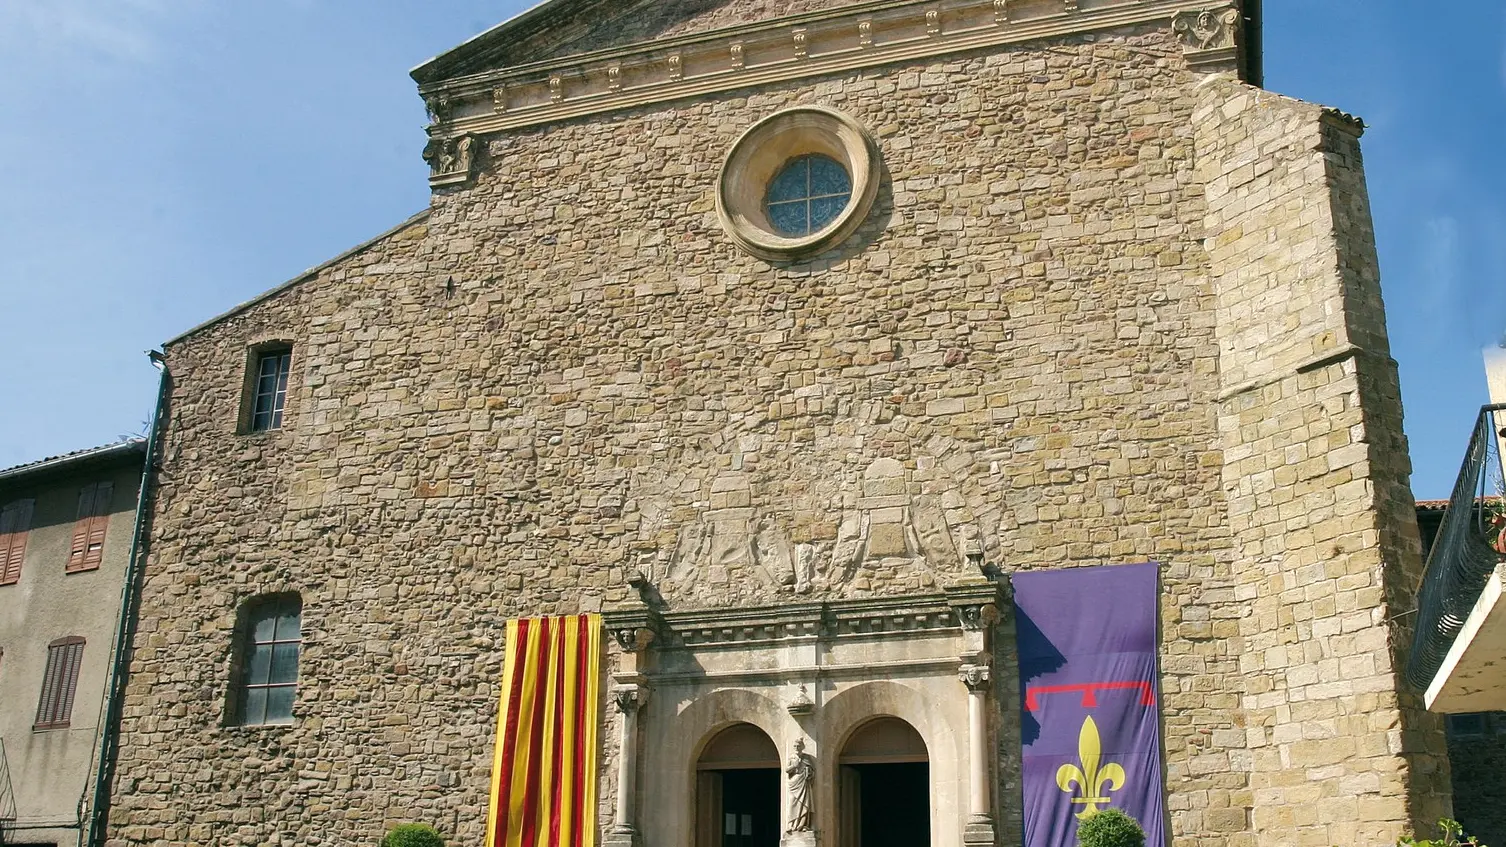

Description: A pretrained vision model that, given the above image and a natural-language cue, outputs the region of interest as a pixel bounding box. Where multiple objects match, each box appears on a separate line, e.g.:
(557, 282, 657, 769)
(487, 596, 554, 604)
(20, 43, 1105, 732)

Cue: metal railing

(0, 738, 15, 846)
(1406, 403, 1506, 692)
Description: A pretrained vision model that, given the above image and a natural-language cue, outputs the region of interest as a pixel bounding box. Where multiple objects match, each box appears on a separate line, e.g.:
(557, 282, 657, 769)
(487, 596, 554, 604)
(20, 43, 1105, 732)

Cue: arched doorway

(838, 717, 931, 847)
(696, 722, 781, 847)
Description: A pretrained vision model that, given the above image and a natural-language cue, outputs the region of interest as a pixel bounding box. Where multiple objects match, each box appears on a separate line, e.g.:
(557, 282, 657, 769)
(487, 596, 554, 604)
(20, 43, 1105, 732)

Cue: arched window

(233, 594, 301, 725)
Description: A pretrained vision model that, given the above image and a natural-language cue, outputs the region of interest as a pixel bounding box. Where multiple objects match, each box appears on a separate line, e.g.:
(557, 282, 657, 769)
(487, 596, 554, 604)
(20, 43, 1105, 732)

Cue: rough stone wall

(1447, 726, 1506, 846)
(655, 0, 865, 38)
(503, 0, 864, 66)
(1194, 77, 1450, 845)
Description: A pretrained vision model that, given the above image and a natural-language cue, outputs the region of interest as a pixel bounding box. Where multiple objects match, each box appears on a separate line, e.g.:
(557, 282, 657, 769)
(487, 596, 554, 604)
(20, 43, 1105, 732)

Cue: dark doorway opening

(838, 717, 931, 847)
(717, 768, 781, 847)
(845, 762, 930, 847)
(696, 722, 782, 847)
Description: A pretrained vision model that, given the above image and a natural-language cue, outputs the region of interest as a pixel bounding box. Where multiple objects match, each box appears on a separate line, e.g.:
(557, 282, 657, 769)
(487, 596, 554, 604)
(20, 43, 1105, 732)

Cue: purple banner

(1012, 562, 1165, 847)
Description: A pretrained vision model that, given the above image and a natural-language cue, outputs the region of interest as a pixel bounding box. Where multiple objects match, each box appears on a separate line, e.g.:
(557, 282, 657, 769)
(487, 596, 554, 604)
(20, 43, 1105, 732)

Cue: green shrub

(1398, 818, 1486, 847)
(381, 823, 445, 847)
(1077, 808, 1146, 847)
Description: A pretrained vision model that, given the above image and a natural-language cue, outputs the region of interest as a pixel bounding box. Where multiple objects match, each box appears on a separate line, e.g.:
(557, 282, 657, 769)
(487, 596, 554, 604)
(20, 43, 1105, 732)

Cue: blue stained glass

(764, 154, 852, 237)
(808, 158, 851, 196)
(768, 201, 810, 236)
(766, 162, 810, 203)
(809, 196, 848, 232)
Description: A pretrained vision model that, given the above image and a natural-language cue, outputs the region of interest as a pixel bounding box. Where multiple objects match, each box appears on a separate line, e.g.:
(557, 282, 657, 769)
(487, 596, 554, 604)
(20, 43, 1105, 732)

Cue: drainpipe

(86, 351, 169, 847)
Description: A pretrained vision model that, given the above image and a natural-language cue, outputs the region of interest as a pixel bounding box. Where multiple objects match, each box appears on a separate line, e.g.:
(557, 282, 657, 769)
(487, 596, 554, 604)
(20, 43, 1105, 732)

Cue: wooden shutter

(68, 482, 113, 572)
(0, 499, 34, 585)
(35, 636, 86, 729)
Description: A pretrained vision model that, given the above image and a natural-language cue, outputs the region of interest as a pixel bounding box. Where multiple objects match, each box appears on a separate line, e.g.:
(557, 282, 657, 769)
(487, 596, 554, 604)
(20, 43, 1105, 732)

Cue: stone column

(959, 663, 994, 843)
(947, 583, 1000, 847)
(603, 621, 654, 847)
(608, 684, 647, 843)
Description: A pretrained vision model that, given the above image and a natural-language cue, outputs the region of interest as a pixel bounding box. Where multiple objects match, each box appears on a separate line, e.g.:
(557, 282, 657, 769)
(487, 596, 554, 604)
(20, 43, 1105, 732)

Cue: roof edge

(411, 0, 611, 84)
(164, 210, 431, 348)
(0, 439, 147, 485)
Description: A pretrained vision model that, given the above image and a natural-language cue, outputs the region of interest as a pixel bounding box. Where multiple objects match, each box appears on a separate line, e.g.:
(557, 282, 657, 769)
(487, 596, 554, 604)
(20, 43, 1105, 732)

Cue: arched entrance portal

(696, 723, 781, 847)
(838, 717, 931, 847)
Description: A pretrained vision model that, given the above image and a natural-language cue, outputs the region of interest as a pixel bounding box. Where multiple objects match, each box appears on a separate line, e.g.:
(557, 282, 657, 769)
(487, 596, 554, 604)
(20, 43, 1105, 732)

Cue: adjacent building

(1410, 345, 1506, 845)
(0, 440, 146, 847)
(101, 1, 1459, 845)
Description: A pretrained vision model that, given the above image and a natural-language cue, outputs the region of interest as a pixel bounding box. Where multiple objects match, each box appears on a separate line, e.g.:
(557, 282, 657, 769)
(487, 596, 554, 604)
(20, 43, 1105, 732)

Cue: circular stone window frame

(716, 105, 881, 263)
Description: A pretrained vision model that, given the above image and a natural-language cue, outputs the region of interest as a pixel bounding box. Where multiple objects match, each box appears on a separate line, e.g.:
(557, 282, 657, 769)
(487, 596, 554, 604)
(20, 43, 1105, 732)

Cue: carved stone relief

(423, 134, 476, 187)
(1172, 6, 1242, 74)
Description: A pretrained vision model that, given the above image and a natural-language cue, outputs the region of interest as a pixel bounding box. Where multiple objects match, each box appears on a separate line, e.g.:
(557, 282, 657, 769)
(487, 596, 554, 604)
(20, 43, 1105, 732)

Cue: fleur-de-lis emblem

(1055, 716, 1126, 818)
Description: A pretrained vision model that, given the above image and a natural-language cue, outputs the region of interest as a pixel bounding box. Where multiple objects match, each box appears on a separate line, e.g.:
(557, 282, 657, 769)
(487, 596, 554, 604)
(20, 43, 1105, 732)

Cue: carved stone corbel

(423, 134, 477, 189)
(424, 94, 452, 126)
(1172, 6, 1242, 74)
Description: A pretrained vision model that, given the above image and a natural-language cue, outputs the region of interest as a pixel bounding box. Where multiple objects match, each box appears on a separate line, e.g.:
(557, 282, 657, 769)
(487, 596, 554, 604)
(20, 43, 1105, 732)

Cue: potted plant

(1077, 808, 1146, 847)
(1486, 497, 1506, 555)
(381, 824, 445, 847)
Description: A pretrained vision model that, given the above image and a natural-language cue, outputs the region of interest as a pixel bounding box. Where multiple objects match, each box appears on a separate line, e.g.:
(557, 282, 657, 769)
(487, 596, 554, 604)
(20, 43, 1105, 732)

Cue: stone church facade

(104, 1, 1452, 845)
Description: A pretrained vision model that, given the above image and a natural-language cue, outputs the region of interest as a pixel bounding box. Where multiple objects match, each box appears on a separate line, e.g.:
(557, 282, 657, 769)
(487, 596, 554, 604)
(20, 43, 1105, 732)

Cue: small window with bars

(35, 636, 85, 730)
(237, 596, 301, 725)
(248, 348, 292, 432)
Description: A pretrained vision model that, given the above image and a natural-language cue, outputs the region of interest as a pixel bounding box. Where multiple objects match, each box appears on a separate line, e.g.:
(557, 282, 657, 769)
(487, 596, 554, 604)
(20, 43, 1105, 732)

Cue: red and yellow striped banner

(485, 615, 603, 847)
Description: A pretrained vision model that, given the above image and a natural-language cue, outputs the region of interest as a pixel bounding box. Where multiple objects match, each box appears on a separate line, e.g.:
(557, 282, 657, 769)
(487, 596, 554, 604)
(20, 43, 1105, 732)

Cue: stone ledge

(418, 0, 1248, 137)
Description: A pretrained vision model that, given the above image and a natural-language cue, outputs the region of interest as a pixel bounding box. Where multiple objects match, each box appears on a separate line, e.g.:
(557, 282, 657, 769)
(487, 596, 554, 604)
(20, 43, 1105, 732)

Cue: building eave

(0, 439, 147, 487)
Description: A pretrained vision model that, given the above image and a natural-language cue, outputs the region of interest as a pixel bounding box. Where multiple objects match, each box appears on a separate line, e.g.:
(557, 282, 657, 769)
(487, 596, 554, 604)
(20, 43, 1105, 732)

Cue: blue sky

(0, 1, 1502, 498)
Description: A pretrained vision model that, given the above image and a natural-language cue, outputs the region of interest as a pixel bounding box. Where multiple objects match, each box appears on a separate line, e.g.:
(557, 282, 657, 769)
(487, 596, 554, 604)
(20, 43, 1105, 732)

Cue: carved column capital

(1172, 6, 1242, 74)
(612, 684, 648, 715)
(958, 663, 992, 693)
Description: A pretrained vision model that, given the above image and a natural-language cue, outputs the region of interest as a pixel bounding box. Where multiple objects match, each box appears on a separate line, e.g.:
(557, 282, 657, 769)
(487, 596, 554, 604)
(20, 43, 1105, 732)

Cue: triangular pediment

(412, 0, 868, 84)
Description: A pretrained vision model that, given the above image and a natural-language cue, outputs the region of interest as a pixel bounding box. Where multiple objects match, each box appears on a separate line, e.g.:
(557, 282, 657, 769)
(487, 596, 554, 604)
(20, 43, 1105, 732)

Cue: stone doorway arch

(696, 722, 782, 847)
(836, 716, 931, 847)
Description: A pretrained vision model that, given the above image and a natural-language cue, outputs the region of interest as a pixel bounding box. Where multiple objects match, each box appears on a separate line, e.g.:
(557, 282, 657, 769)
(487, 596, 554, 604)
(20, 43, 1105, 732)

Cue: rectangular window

(67, 482, 113, 573)
(0, 499, 34, 585)
(249, 349, 292, 432)
(35, 637, 85, 730)
(240, 600, 301, 725)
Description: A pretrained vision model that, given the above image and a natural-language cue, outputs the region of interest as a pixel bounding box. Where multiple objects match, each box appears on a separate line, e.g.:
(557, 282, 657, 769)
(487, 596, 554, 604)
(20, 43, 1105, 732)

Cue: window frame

(0, 498, 35, 585)
(239, 342, 294, 435)
(763, 153, 853, 238)
(67, 482, 113, 573)
(231, 594, 302, 727)
(35, 636, 86, 731)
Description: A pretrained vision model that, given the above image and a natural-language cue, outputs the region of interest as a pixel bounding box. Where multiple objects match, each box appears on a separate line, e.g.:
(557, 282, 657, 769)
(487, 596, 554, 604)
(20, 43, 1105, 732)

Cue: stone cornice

(635, 587, 1006, 649)
(419, 0, 1249, 140)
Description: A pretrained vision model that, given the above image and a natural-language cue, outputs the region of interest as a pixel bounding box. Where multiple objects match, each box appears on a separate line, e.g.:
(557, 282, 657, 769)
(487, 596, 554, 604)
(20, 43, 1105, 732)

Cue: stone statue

(785, 738, 815, 832)
(455, 136, 474, 174)
(793, 543, 815, 593)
